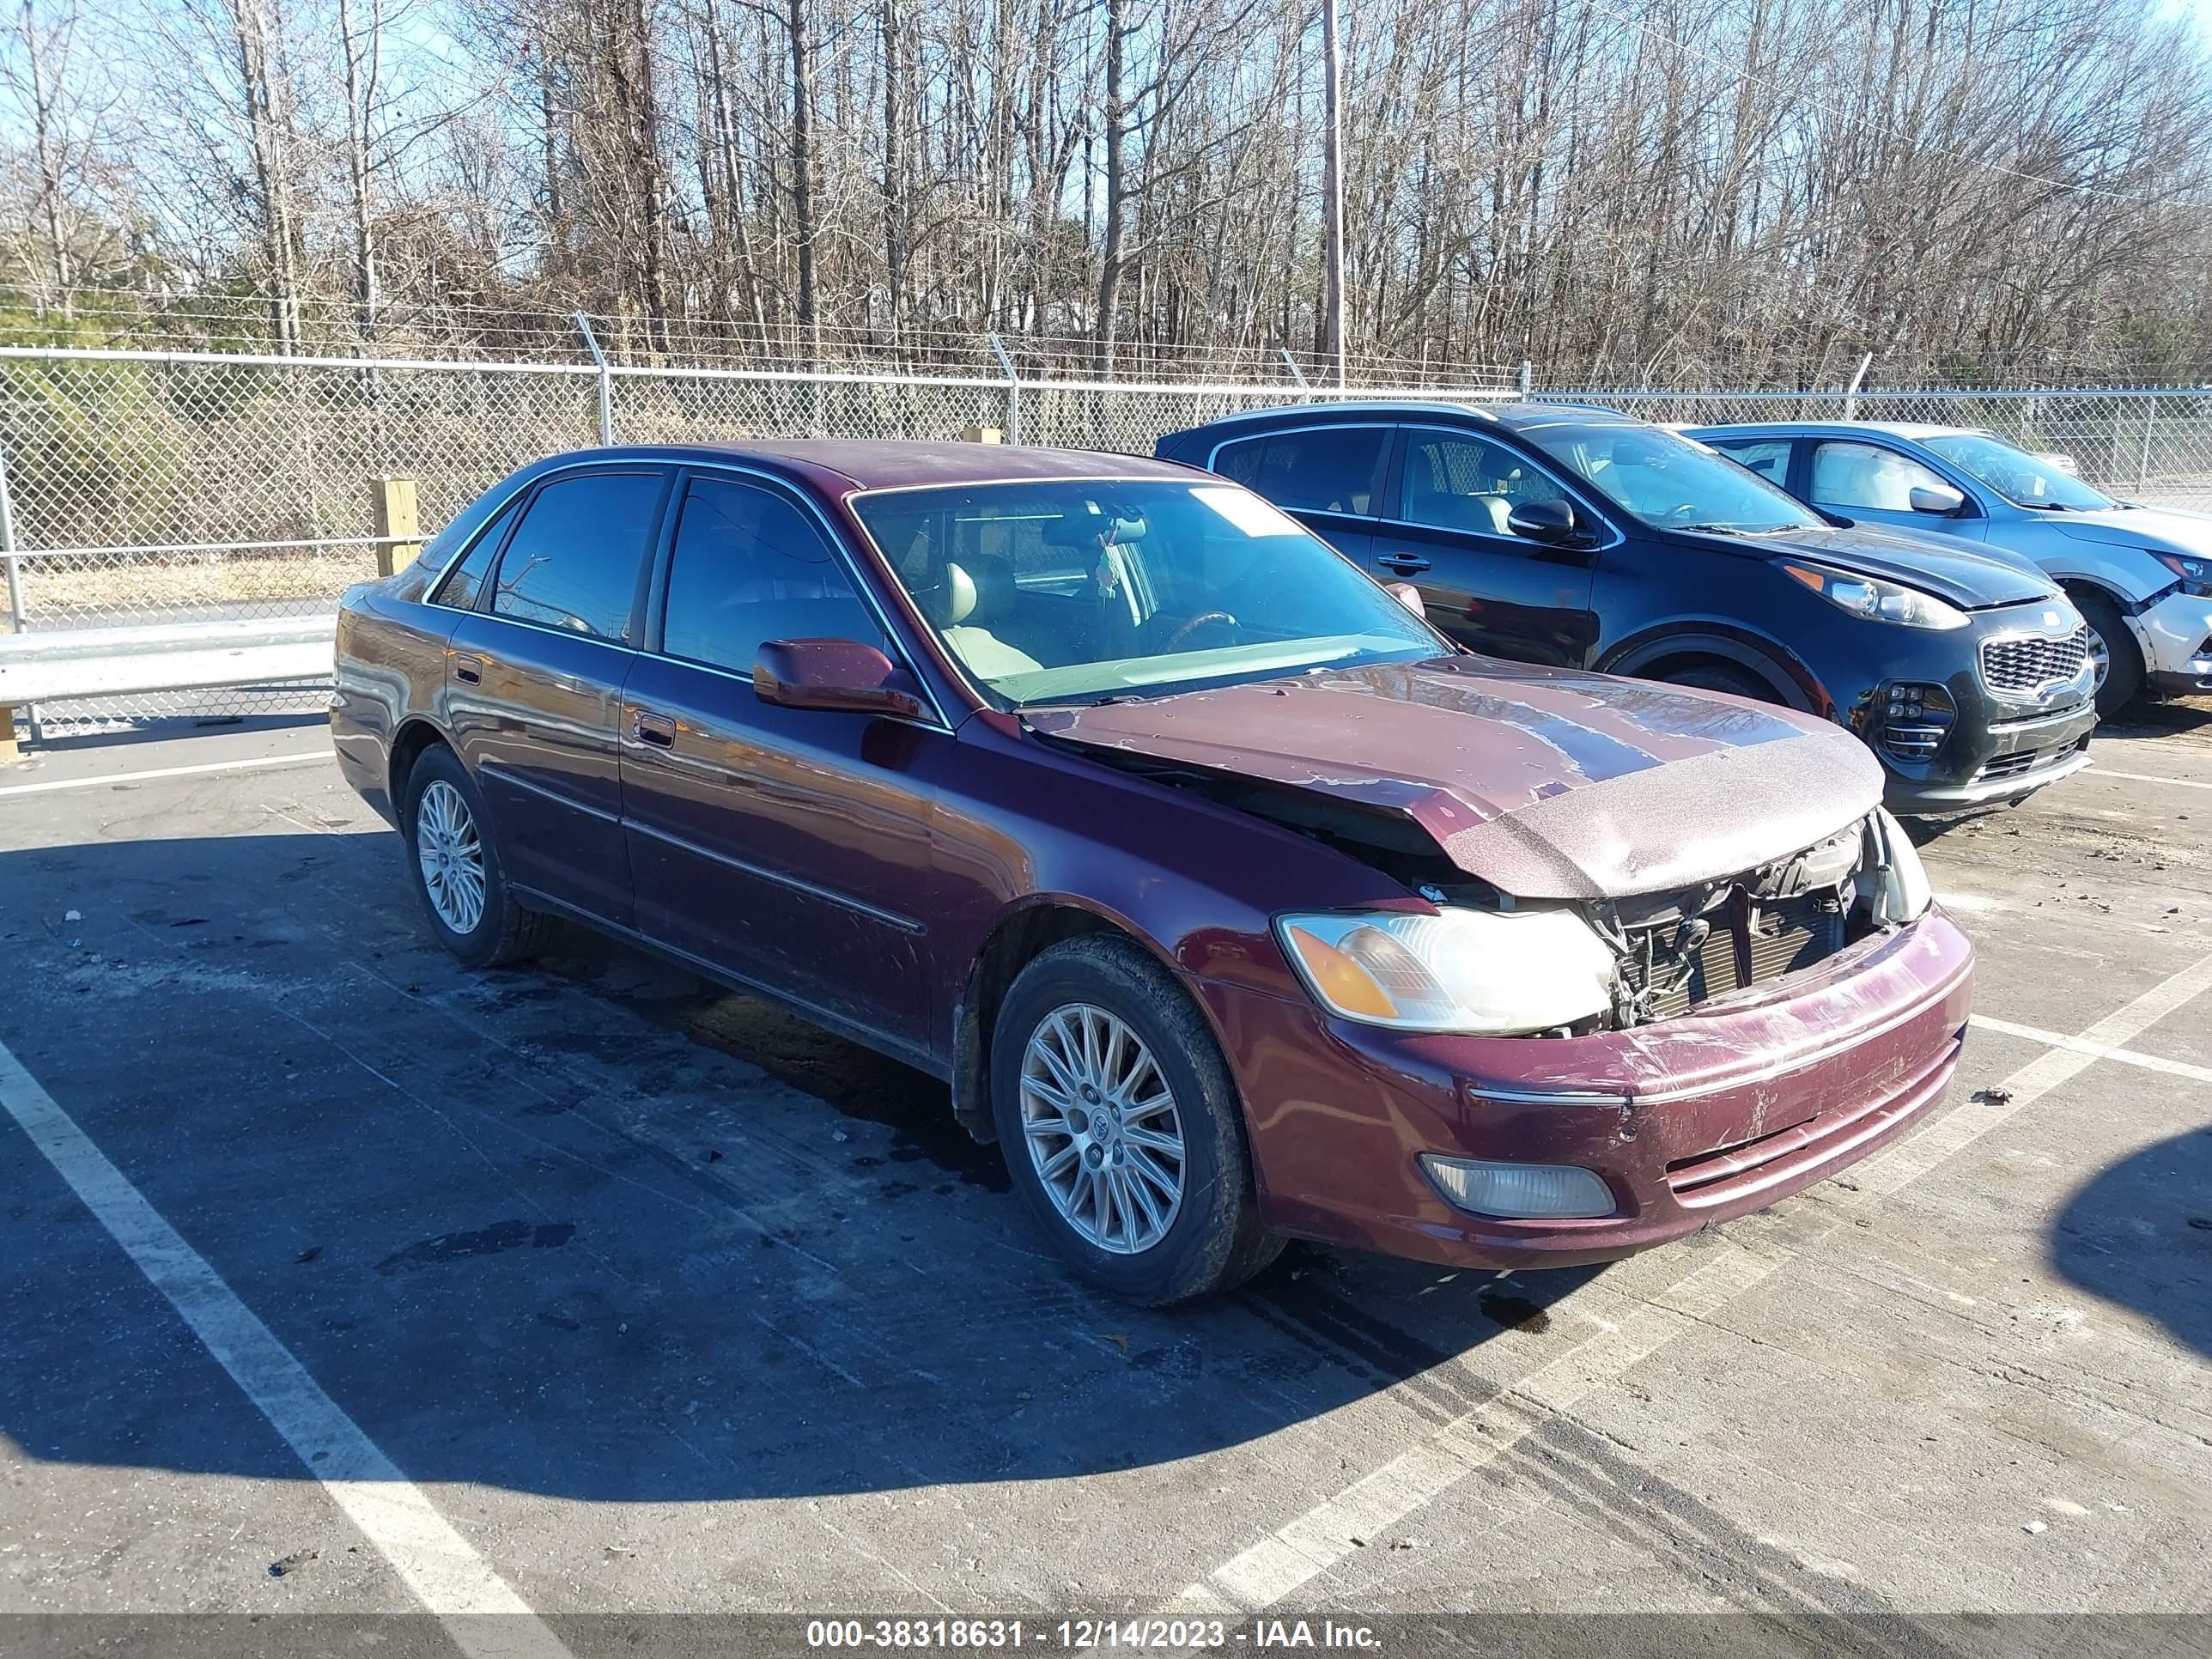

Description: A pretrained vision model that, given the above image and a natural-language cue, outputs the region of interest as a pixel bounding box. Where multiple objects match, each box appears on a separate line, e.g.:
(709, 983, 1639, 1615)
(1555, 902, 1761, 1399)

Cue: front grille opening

(1981, 628, 2090, 696)
(1620, 892, 1849, 1021)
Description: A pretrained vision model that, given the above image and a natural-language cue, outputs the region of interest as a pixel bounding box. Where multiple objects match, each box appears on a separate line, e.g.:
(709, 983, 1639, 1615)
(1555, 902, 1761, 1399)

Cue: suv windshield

(1522, 423, 1824, 532)
(1920, 432, 2117, 511)
(850, 478, 1439, 706)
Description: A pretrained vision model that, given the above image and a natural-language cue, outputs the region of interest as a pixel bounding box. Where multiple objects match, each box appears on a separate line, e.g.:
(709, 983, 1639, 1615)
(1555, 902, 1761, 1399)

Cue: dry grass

(19, 549, 385, 617)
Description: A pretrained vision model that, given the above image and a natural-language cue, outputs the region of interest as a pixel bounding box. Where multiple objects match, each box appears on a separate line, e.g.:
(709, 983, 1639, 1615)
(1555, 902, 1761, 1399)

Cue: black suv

(1157, 403, 2099, 814)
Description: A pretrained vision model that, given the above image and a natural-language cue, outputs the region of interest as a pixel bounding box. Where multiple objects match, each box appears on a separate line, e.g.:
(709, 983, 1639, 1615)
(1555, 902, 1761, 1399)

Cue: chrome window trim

(1390, 422, 1626, 551)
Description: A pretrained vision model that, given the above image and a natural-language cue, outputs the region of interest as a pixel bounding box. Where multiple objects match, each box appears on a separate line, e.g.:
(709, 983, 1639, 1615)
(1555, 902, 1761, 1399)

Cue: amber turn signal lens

(1285, 925, 1400, 1020)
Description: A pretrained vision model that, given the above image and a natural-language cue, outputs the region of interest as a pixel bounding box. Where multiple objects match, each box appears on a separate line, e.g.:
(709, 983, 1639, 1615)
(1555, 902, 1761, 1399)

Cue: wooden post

(371, 475, 421, 576)
(959, 424, 1003, 444)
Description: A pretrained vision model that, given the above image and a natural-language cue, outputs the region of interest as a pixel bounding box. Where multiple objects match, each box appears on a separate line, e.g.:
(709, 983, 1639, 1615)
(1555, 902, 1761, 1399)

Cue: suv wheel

(2071, 589, 2143, 716)
(402, 744, 559, 967)
(990, 936, 1281, 1304)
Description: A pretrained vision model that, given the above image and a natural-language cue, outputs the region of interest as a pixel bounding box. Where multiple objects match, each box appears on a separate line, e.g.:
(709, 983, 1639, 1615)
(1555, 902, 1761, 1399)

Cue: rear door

(1372, 425, 1600, 665)
(619, 470, 944, 1060)
(445, 465, 671, 927)
(1207, 422, 1389, 562)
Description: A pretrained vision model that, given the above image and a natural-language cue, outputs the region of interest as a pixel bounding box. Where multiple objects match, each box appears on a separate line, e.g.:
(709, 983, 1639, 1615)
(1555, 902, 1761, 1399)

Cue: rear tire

(2071, 589, 2144, 717)
(401, 744, 561, 968)
(990, 935, 1281, 1305)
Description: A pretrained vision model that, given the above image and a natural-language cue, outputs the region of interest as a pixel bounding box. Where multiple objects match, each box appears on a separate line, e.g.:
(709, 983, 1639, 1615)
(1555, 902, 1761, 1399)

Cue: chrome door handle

(1377, 554, 1430, 574)
(453, 653, 483, 684)
(633, 708, 676, 748)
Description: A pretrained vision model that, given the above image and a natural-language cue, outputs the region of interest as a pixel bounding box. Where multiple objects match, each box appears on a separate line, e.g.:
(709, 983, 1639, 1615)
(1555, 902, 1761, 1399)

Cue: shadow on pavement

(2050, 1127, 2212, 1360)
(0, 828, 1600, 1507)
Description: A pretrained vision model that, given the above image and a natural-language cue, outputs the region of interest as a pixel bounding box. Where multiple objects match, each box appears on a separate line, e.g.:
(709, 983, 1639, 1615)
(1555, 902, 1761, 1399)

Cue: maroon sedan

(331, 441, 1972, 1304)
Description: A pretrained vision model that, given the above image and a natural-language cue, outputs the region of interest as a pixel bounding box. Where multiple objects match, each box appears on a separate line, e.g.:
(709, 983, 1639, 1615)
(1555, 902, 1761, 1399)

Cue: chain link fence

(5, 341, 2210, 734)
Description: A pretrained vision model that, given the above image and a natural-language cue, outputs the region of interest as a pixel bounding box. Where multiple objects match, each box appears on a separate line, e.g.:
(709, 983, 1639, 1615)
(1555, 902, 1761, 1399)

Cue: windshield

(850, 478, 1440, 707)
(1521, 423, 1825, 532)
(1920, 432, 2116, 511)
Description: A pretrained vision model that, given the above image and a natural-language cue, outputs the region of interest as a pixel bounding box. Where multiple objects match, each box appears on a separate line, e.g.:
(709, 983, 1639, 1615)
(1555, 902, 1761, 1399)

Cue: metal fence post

(988, 332, 1020, 445)
(575, 313, 614, 445)
(0, 446, 33, 757)
(1843, 353, 1873, 422)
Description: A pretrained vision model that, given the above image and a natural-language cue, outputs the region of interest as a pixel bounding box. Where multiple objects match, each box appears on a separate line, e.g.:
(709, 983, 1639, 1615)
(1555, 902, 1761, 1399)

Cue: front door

(1375, 426, 1600, 665)
(445, 465, 672, 927)
(1805, 438, 1988, 542)
(619, 471, 943, 1060)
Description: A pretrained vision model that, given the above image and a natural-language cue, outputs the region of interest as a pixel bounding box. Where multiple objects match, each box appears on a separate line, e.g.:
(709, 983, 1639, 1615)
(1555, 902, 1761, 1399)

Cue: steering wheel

(1662, 502, 1704, 523)
(1158, 611, 1238, 652)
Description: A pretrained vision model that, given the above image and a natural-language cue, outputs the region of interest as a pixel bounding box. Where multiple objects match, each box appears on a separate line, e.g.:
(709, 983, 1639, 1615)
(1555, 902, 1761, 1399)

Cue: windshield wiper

(1675, 522, 1743, 535)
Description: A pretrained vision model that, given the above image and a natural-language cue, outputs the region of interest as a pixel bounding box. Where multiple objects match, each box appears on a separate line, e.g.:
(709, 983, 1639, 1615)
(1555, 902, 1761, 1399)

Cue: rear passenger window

(1212, 436, 1267, 489)
(1251, 427, 1389, 516)
(1711, 439, 1791, 485)
(662, 477, 885, 675)
(490, 471, 665, 642)
(429, 494, 523, 610)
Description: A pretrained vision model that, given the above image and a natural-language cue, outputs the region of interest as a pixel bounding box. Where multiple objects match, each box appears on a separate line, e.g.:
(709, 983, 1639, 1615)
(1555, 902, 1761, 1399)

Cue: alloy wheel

(1019, 1003, 1186, 1255)
(415, 779, 486, 935)
(2085, 626, 2112, 691)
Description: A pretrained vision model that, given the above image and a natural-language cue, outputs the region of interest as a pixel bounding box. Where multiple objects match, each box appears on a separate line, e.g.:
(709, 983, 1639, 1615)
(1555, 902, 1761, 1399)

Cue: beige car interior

(932, 556, 1045, 680)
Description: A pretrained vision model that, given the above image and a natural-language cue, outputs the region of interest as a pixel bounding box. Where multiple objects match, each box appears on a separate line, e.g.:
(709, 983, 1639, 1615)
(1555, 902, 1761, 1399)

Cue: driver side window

(1810, 441, 1952, 512)
(1400, 431, 1571, 539)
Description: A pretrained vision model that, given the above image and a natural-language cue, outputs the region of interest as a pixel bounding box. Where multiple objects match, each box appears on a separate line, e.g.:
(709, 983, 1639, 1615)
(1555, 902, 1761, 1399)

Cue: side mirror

(1506, 498, 1581, 544)
(1384, 580, 1426, 618)
(754, 638, 929, 721)
(1908, 484, 1966, 516)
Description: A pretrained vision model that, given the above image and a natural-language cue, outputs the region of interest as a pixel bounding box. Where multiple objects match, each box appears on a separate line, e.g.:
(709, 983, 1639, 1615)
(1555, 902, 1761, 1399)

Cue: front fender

(1595, 622, 1826, 714)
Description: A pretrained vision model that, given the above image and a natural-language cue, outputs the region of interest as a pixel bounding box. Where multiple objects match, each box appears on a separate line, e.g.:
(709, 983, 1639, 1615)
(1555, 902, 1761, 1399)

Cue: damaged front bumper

(1198, 908, 1972, 1270)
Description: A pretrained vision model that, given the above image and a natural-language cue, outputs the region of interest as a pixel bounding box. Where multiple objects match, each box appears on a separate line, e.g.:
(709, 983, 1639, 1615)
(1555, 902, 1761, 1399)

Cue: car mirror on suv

(754, 638, 931, 721)
(1908, 484, 1966, 516)
(1505, 498, 1583, 544)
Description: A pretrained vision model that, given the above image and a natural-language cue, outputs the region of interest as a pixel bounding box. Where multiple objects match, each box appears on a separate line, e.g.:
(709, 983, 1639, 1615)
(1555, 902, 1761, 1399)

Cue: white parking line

(1176, 946, 2212, 1614)
(2094, 769, 2212, 792)
(0, 1036, 574, 1659)
(1971, 1013, 2212, 1086)
(0, 749, 333, 797)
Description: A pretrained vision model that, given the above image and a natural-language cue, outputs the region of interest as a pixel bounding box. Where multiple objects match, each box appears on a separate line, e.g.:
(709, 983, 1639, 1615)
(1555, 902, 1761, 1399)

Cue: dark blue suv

(1158, 402, 2099, 814)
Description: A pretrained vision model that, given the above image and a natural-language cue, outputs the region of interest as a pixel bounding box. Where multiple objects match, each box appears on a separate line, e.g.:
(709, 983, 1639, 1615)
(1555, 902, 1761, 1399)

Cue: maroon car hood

(1024, 657, 1884, 900)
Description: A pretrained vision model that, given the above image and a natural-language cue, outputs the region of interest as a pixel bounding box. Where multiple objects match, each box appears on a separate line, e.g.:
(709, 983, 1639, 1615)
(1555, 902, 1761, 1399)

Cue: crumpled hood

(1026, 656, 1885, 901)
(2054, 504, 2212, 560)
(1747, 521, 2056, 608)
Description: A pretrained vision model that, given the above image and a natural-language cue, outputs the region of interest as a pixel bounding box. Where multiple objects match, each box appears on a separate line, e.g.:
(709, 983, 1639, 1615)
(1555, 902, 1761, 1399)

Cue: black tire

(401, 744, 561, 968)
(990, 935, 1282, 1305)
(1662, 662, 1775, 702)
(2070, 588, 2144, 717)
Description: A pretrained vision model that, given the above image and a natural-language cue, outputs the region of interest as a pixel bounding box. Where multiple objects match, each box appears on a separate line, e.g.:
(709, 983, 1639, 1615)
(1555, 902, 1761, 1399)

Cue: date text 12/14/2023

(803, 1619, 1383, 1650)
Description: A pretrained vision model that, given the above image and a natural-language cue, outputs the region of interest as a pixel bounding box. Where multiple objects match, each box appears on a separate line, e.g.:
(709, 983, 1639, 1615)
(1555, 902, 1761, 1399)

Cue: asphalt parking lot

(2, 703, 2209, 1656)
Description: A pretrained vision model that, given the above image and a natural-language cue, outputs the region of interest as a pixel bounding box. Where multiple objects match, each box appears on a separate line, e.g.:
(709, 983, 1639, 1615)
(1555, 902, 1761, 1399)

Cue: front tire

(2071, 589, 2144, 716)
(401, 744, 560, 968)
(990, 935, 1281, 1305)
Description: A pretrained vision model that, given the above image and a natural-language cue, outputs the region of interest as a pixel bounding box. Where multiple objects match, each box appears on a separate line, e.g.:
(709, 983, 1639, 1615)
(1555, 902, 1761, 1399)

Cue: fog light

(1419, 1155, 1615, 1219)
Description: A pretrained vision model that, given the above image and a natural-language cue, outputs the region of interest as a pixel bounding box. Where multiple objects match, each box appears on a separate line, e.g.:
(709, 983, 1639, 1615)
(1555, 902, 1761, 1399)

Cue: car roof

(1686, 419, 1984, 441)
(535, 439, 1196, 493)
(1170, 398, 1644, 439)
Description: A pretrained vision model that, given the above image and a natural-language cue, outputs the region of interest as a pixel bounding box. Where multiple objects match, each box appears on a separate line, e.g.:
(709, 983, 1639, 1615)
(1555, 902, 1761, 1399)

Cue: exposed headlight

(1866, 808, 1933, 924)
(2150, 550, 2212, 599)
(1275, 907, 1615, 1035)
(1781, 562, 1969, 629)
